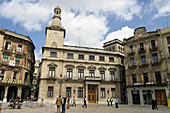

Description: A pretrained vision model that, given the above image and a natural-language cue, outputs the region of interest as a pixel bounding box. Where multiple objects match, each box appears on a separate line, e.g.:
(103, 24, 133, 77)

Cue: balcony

(128, 64, 137, 69)
(138, 61, 149, 67)
(149, 45, 158, 51)
(151, 59, 161, 66)
(138, 47, 146, 53)
(0, 78, 31, 86)
(128, 49, 135, 56)
(85, 76, 101, 81)
(15, 50, 25, 57)
(1, 60, 9, 66)
(1, 47, 12, 55)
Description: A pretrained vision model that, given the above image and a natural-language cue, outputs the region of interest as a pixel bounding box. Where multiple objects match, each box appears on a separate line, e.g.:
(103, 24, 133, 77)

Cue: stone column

(17, 87, 22, 98)
(86, 84, 88, 103)
(127, 88, 132, 105)
(3, 86, 9, 102)
(139, 89, 144, 105)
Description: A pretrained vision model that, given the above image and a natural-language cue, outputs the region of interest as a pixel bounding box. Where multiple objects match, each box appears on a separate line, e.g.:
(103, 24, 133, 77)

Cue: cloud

(150, 0, 170, 19)
(103, 26, 134, 43)
(35, 49, 42, 60)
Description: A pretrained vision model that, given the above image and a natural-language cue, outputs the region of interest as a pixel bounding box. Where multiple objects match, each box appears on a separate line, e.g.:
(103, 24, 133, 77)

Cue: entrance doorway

(7, 86, 18, 102)
(132, 90, 140, 104)
(88, 85, 96, 103)
(155, 90, 167, 105)
(0, 86, 5, 101)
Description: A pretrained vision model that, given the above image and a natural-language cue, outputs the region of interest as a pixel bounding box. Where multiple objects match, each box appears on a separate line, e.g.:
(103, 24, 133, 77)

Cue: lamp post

(58, 75, 63, 96)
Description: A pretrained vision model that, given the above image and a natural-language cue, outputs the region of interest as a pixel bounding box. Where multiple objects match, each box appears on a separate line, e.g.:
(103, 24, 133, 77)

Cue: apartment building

(0, 28, 35, 102)
(123, 27, 170, 105)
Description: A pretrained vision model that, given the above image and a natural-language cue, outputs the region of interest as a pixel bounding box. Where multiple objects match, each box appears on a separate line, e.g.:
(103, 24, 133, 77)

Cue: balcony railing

(85, 76, 101, 81)
(15, 50, 25, 57)
(1, 47, 12, 54)
(128, 49, 135, 56)
(138, 47, 146, 53)
(0, 78, 31, 86)
(149, 46, 158, 51)
(151, 59, 161, 66)
(128, 64, 137, 69)
(138, 61, 149, 67)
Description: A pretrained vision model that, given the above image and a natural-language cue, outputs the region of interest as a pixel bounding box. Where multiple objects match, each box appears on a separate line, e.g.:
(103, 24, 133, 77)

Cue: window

(111, 88, 115, 98)
(5, 42, 11, 50)
(130, 57, 135, 65)
(131, 74, 136, 84)
(112, 46, 115, 50)
(48, 87, 53, 97)
(141, 55, 146, 64)
(78, 87, 83, 98)
(17, 45, 22, 52)
(155, 72, 162, 84)
(130, 45, 133, 52)
(49, 67, 55, 77)
(15, 57, 20, 64)
(3, 54, 8, 62)
(109, 57, 114, 62)
(142, 73, 148, 84)
(167, 36, 170, 44)
(140, 43, 144, 50)
(50, 52, 57, 57)
(99, 56, 105, 61)
(67, 68, 72, 79)
(152, 53, 158, 62)
(78, 69, 84, 79)
(89, 55, 95, 60)
(168, 47, 170, 56)
(67, 53, 73, 59)
(151, 40, 156, 48)
(89, 70, 95, 77)
(121, 59, 124, 64)
(66, 87, 71, 97)
(13, 72, 17, 80)
(100, 71, 105, 80)
(78, 54, 84, 59)
(110, 71, 115, 81)
(100, 88, 105, 98)
(0, 70, 5, 80)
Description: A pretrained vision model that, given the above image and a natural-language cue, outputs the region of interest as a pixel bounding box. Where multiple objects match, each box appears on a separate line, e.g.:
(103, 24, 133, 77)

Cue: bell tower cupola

(45, 5, 66, 48)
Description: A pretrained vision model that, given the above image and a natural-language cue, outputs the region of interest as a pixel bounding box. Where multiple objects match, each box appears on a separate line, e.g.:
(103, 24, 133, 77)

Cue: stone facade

(38, 6, 125, 104)
(123, 27, 170, 105)
(0, 28, 35, 102)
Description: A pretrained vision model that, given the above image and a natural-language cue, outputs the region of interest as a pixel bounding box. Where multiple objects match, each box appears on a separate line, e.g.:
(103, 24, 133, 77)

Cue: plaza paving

(1, 104, 170, 113)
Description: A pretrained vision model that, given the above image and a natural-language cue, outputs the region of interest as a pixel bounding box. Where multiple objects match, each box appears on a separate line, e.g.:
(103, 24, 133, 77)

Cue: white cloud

(35, 49, 42, 60)
(103, 26, 134, 43)
(150, 0, 170, 19)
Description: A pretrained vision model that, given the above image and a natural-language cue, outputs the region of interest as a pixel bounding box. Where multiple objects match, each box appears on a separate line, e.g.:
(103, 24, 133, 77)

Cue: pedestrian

(107, 97, 110, 106)
(72, 96, 76, 107)
(56, 95, 62, 113)
(154, 99, 158, 110)
(115, 97, 119, 108)
(110, 97, 113, 106)
(82, 96, 87, 108)
(61, 96, 67, 113)
(152, 99, 158, 110)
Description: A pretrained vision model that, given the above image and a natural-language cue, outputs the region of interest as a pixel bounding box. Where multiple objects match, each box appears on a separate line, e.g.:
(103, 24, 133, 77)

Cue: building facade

(0, 28, 35, 102)
(38, 6, 125, 104)
(124, 27, 170, 105)
(31, 60, 41, 100)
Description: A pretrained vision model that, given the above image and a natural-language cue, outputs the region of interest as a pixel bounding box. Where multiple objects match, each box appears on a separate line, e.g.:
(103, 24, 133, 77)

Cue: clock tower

(45, 6, 65, 48)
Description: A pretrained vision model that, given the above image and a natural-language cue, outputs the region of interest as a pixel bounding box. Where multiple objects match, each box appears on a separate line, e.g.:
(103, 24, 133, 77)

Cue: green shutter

(15, 57, 20, 61)
(3, 54, 8, 58)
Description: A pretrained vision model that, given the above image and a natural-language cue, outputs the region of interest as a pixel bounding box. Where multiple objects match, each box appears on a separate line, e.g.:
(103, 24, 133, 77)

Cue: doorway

(7, 86, 18, 102)
(132, 90, 140, 104)
(0, 86, 5, 101)
(88, 85, 96, 103)
(155, 90, 167, 105)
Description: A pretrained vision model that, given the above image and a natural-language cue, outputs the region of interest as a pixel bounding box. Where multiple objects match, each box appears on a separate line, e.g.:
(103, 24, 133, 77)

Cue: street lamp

(58, 75, 63, 96)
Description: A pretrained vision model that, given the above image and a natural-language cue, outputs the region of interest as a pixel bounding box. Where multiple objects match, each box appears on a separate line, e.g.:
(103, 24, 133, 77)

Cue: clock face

(53, 33, 57, 37)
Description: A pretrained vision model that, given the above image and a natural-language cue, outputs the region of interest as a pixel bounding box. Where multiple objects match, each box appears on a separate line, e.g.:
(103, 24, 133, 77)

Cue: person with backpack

(115, 97, 119, 108)
(61, 96, 67, 113)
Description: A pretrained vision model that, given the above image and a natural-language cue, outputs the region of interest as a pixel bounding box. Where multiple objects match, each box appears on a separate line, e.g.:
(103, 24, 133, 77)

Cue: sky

(0, 0, 170, 60)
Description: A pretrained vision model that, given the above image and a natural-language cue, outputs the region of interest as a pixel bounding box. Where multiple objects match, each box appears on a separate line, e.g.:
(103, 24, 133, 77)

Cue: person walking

(82, 97, 87, 108)
(115, 97, 119, 108)
(107, 97, 110, 106)
(154, 99, 158, 110)
(72, 96, 76, 107)
(61, 96, 67, 113)
(152, 99, 158, 110)
(110, 97, 113, 106)
(56, 95, 62, 113)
